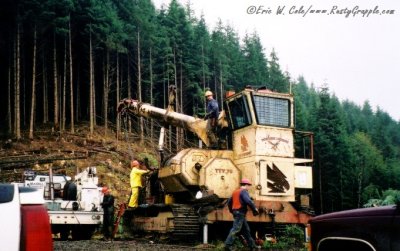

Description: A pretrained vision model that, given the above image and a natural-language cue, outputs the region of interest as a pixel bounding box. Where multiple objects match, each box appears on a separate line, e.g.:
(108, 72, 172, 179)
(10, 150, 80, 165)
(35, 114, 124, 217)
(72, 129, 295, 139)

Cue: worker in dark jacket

(101, 186, 114, 240)
(224, 178, 259, 251)
(204, 90, 219, 148)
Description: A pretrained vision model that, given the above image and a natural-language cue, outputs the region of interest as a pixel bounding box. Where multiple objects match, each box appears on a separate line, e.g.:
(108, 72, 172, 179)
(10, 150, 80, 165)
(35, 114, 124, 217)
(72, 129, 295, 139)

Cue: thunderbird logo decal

(267, 163, 290, 193)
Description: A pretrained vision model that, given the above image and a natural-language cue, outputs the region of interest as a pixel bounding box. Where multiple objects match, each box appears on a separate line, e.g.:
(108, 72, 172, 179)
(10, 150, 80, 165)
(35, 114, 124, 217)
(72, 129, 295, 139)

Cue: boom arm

(118, 99, 211, 146)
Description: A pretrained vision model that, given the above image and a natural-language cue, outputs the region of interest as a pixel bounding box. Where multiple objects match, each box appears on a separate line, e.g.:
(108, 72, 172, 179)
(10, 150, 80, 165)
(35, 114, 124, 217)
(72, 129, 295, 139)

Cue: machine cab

(224, 88, 295, 157)
(226, 88, 293, 131)
(224, 88, 313, 201)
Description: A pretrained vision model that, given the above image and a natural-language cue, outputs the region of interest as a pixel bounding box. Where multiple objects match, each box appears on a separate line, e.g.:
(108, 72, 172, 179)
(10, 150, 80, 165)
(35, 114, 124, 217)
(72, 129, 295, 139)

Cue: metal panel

(259, 160, 294, 197)
(256, 127, 294, 157)
(201, 158, 240, 198)
(295, 166, 313, 189)
(233, 128, 256, 160)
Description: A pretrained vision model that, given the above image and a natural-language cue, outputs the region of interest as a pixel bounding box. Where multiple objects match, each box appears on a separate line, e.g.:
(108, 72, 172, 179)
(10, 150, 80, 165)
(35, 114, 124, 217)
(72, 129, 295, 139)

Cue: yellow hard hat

(205, 90, 213, 97)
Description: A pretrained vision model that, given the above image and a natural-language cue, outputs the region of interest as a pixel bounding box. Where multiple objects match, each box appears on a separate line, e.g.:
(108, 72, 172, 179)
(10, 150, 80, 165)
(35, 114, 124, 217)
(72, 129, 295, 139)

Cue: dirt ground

(53, 239, 217, 251)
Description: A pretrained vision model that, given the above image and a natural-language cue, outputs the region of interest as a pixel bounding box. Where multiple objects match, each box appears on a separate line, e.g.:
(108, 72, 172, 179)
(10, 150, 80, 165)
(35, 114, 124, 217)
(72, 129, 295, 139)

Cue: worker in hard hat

(204, 90, 219, 148)
(128, 160, 151, 208)
(100, 186, 114, 241)
(224, 178, 259, 251)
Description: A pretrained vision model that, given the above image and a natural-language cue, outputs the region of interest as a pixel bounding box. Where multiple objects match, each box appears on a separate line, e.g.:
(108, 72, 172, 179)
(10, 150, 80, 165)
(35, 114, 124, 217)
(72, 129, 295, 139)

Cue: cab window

(253, 95, 290, 127)
(227, 95, 252, 129)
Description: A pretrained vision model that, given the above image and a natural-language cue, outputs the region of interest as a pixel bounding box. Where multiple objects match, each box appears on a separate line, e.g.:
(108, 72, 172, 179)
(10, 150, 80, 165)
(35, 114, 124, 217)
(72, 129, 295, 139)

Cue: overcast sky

(153, 0, 400, 121)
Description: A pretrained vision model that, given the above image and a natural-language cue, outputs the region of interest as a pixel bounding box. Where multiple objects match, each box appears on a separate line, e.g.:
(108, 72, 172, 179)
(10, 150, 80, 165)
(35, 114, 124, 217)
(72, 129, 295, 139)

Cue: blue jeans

(225, 211, 256, 248)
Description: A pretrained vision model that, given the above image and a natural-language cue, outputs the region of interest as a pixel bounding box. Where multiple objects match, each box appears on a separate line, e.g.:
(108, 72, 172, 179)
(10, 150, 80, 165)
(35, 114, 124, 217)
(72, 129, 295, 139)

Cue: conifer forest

(0, 0, 399, 214)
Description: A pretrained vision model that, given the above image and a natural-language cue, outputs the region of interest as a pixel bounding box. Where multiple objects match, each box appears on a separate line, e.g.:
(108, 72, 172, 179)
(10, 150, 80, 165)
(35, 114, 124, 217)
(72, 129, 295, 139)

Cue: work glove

(252, 208, 259, 216)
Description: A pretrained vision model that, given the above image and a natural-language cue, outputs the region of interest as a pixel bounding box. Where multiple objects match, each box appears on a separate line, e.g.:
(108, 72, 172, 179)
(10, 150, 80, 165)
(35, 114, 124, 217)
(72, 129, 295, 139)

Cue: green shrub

(263, 225, 307, 250)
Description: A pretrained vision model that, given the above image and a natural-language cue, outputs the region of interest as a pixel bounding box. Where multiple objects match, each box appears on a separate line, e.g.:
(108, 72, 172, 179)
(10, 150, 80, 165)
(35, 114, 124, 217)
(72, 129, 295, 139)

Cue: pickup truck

(309, 204, 400, 251)
(0, 183, 53, 251)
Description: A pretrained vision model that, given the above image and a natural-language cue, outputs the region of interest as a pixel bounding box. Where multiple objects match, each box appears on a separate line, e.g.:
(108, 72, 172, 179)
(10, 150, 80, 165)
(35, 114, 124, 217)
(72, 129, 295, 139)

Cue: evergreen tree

(224, 24, 244, 92)
(293, 76, 312, 130)
(311, 86, 348, 213)
(210, 20, 229, 101)
(268, 49, 289, 93)
(347, 132, 386, 207)
(191, 15, 211, 115)
(242, 31, 268, 86)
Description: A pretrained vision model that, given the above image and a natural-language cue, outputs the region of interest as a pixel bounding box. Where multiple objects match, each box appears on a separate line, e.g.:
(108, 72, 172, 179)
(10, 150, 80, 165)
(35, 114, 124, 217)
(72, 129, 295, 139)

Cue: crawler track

(171, 204, 201, 241)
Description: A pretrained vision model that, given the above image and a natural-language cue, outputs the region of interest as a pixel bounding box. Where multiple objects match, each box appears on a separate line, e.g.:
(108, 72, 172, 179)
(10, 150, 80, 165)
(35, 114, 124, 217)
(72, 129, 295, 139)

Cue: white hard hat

(205, 90, 213, 97)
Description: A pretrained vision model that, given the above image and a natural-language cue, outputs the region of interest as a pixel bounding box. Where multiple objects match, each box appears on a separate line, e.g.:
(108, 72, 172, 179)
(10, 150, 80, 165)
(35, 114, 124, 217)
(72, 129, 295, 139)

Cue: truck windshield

(0, 184, 14, 203)
(253, 95, 290, 127)
(228, 95, 252, 129)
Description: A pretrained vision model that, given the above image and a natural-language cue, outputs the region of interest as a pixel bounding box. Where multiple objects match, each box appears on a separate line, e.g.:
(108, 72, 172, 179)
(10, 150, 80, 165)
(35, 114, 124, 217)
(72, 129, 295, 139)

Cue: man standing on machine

(204, 90, 219, 149)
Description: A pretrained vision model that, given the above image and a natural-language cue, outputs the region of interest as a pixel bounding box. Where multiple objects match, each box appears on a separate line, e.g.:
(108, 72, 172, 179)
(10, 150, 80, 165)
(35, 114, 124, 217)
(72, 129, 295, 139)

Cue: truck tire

(72, 226, 95, 240)
(60, 230, 70, 241)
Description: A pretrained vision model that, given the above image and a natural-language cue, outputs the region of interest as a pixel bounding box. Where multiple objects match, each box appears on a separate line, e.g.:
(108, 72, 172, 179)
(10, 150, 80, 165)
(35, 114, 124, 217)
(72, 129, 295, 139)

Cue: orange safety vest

(231, 188, 244, 210)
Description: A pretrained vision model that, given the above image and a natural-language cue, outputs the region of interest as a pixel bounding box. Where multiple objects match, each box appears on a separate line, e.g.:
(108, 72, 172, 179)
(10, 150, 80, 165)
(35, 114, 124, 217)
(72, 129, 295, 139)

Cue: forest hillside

(0, 0, 399, 214)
